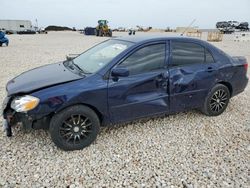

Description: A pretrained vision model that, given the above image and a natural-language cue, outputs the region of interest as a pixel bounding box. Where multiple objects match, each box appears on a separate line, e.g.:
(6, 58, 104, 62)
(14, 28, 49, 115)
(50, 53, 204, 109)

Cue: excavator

(95, 20, 112, 37)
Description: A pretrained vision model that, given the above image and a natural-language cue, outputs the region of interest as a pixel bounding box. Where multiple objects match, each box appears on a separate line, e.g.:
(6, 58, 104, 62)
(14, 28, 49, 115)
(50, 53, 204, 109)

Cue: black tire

(49, 105, 100, 151)
(99, 30, 103, 37)
(0, 42, 2, 47)
(109, 30, 112, 37)
(201, 84, 230, 116)
(95, 29, 99, 36)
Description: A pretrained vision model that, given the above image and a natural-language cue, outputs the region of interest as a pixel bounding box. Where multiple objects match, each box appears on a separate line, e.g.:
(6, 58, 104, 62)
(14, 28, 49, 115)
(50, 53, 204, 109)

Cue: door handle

(155, 77, 163, 82)
(207, 67, 215, 72)
(162, 82, 168, 90)
(155, 77, 162, 88)
(155, 74, 168, 89)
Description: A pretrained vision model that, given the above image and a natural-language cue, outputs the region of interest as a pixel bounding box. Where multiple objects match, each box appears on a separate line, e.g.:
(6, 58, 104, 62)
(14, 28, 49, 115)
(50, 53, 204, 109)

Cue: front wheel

(201, 84, 230, 116)
(49, 105, 100, 151)
(95, 29, 99, 36)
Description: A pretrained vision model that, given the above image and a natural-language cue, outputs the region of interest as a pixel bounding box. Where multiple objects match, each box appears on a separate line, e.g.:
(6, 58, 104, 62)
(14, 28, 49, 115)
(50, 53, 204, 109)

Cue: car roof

(112, 35, 204, 44)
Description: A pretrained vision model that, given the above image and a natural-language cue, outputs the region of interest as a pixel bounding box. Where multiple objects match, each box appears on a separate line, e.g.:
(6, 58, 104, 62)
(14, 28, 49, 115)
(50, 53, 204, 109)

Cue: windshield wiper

(64, 61, 91, 74)
(72, 61, 83, 72)
(72, 61, 92, 74)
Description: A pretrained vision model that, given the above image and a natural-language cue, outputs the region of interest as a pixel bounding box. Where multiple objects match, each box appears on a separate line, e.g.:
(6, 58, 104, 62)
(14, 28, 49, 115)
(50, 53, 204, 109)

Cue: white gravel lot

(0, 31, 249, 187)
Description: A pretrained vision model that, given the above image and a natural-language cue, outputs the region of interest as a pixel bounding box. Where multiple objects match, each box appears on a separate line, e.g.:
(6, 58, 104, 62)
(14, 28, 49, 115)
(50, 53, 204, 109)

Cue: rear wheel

(99, 30, 103, 37)
(0, 42, 2, 47)
(108, 30, 112, 37)
(49, 105, 100, 151)
(201, 84, 230, 116)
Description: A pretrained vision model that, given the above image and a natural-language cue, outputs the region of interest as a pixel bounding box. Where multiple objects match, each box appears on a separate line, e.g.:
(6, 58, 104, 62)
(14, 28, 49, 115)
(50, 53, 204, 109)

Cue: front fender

(27, 78, 109, 124)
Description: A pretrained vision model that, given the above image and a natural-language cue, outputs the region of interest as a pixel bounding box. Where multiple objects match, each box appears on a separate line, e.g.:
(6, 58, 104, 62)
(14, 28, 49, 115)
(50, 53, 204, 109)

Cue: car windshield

(73, 40, 133, 73)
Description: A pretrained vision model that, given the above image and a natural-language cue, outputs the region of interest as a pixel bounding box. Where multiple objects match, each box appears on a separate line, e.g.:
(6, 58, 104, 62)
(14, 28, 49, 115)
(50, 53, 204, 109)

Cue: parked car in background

(37, 27, 48, 34)
(17, 30, 36, 34)
(0, 31, 9, 46)
(228, 21, 240, 28)
(216, 21, 249, 33)
(2, 36, 248, 150)
(236, 22, 249, 31)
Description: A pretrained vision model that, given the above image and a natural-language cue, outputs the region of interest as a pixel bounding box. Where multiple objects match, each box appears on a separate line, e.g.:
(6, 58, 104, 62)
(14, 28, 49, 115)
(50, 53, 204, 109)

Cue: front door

(108, 42, 170, 123)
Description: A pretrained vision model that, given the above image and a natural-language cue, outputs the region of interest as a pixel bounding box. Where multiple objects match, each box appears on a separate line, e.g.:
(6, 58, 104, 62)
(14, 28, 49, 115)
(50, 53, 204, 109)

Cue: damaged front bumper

(3, 118, 12, 137)
(2, 96, 50, 137)
(2, 96, 13, 136)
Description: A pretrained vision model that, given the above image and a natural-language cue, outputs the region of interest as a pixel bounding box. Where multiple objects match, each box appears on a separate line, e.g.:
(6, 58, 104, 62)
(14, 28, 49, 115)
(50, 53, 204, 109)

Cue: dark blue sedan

(2, 36, 248, 150)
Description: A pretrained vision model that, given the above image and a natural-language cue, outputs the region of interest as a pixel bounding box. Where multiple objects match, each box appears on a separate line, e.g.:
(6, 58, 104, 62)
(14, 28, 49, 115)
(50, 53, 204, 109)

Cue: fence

(207, 32, 223, 42)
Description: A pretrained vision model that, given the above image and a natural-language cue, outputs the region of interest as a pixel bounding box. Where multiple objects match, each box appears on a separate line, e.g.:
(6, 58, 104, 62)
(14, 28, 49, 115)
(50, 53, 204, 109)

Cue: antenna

(181, 19, 196, 36)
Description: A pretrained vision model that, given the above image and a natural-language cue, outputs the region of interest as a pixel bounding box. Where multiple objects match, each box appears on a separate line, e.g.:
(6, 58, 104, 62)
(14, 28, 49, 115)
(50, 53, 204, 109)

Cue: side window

(118, 43, 166, 75)
(171, 42, 205, 66)
(205, 49, 215, 63)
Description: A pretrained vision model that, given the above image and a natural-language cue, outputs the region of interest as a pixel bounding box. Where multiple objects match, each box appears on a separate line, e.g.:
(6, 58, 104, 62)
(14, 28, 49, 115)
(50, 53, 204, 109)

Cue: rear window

(171, 42, 205, 66)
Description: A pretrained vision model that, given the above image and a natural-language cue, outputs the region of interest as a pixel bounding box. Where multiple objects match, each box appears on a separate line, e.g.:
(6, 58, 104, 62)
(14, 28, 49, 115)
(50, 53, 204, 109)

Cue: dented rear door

(169, 40, 217, 112)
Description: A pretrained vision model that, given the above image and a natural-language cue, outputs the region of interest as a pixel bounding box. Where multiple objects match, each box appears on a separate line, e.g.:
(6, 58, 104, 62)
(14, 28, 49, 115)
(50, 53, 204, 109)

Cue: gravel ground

(0, 31, 249, 187)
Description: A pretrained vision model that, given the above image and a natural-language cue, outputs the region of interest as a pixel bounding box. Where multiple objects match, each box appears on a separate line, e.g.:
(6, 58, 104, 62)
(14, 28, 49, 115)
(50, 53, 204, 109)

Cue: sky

(0, 0, 250, 29)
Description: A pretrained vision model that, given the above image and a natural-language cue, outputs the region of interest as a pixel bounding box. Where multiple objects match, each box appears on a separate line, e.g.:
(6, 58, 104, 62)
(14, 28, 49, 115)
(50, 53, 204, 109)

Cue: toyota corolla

(2, 36, 248, 150)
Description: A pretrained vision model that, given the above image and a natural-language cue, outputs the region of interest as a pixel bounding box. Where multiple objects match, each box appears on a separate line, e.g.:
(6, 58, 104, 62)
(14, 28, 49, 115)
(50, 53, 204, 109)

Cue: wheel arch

(217, 81, 233, 97)
(54, 103, 104, 125)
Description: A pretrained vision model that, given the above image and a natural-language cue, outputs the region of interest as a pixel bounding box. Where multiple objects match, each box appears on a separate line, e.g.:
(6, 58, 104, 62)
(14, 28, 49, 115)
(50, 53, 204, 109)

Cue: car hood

(6, 62, 83, 96)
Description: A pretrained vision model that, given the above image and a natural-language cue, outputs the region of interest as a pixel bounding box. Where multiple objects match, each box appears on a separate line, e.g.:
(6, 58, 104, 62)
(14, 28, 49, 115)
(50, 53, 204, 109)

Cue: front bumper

(2, 96, 50, 137)
(2, 96, 13, 136)
(3, 119, 12, 137)
(2, 107, 18, 137)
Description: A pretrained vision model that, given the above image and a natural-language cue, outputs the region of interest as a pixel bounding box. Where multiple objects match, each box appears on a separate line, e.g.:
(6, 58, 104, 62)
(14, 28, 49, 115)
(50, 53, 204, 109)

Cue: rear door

(108, 41, 170, 123)
(169, 40, 218, 112)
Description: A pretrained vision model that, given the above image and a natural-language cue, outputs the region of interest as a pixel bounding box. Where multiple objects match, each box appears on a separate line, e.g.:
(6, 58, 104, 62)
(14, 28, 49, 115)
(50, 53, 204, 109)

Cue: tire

(95, 30, 99, 36)
(201, 84, 230, 116)
(99, 30, 103, 37)
(49, 105, 100, 151)
(0, 42, 2, 47)
(109, 30, 112, 37)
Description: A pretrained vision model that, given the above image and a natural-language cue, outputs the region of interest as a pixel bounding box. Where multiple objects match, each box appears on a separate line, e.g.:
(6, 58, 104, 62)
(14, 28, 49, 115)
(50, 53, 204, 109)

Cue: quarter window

(205, 49, 215, 63)
(171, 42, 205, 66)
(118, 44, 166, 75)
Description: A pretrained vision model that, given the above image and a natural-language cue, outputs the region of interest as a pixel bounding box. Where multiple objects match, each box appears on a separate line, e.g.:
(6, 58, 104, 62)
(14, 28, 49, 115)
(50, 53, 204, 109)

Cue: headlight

(11, 95, 40, 112)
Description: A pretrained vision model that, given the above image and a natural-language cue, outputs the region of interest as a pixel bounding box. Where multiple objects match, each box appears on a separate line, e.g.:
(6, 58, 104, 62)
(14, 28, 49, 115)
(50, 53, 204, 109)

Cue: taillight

(244, 63, 248, 71)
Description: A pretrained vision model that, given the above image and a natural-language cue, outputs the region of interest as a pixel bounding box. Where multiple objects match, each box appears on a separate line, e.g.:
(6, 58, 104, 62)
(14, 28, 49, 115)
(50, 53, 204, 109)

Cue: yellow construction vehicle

(95, 20, 112, 37)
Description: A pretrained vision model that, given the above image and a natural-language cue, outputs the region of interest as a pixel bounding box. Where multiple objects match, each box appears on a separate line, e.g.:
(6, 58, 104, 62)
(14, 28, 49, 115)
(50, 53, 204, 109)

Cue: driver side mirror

(111, 67, 129, 77)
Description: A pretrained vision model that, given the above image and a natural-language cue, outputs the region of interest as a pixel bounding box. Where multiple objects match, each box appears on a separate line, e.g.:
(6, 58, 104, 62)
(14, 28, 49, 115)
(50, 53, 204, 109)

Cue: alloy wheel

(59, 114, 92, 145)
(209, 89, 228, 113)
